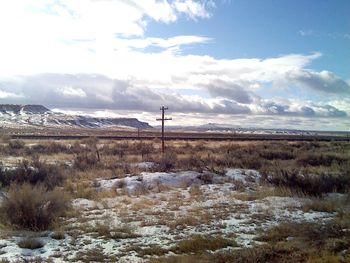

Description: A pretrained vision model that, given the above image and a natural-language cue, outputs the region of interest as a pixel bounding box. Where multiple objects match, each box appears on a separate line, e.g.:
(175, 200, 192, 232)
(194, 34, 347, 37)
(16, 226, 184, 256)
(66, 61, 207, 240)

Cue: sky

(0, 0, 349, 131)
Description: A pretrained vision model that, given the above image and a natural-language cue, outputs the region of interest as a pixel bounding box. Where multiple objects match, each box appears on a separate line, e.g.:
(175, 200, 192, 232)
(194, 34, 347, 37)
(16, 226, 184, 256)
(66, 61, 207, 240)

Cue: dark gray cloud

(0, 73, 347, 119)
(212, 99, 251, 114)
(286, 69, 350, 94)
(258, 100, 347, 118)
(206, 80, 255, 104)
(0, 73, 250, 115)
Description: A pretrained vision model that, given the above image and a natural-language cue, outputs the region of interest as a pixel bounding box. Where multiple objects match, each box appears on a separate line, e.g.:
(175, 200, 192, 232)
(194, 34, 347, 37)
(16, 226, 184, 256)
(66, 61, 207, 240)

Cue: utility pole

(156, 106, 172, 153)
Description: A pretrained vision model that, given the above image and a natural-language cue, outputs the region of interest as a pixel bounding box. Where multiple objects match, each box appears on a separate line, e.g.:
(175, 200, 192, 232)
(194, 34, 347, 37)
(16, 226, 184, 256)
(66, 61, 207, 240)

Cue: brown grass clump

(168, 215, 199, 230)
(132, 245, 169, 256)
(149, 254, 212, 263)
(50, 229, 66, 240)
(302, 198, 338, 213)
(17, 237, 44, 249)
(132, 182, 149, 196)
(92, 221, 139, 240)
(72, 246, 114, 262)
(189, 184, 203, 196)
(65, 180, 97, 199)
(173, 235, 237, 254)
(232, 185, 304, 201)
(261, 165, 350, 197)
(27, 141, 70, 155)
(177, 154, 205, 171)
(256, 221, 348, 245)
(8, 139, 25, 150)
(158, 151, 178, 172)
(73, 152, 101, 171)
(0, 158, 65, 190)
(0, 183, 71, 230)
(297, 152, 346, 167)
(96, 188, 118, 199)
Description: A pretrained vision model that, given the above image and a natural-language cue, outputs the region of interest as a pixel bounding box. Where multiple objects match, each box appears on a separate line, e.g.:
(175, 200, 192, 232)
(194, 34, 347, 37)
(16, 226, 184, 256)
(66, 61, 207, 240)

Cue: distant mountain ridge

(0, 104, 152, 129)
(0, 104, 50, 114)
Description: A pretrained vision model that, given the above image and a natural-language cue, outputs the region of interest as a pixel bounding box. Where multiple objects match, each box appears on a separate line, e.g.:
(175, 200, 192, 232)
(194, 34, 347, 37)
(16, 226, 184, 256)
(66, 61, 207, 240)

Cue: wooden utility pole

(156, 106, 172, 153)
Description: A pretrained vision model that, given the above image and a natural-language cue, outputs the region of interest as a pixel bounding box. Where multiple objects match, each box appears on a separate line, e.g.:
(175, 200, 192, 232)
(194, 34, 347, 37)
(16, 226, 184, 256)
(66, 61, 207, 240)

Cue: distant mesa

(0, 104, 152, 129)
(0, 104, 50, 114)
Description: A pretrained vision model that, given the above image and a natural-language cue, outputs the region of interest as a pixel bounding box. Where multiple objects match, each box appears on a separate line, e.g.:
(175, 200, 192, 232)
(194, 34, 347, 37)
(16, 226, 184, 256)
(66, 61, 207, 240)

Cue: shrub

(197, 172, 214, 184)
(74, 152, 100, 170)
(256, 221, 344, 244)
(105, 142, 130, 158)
(134, 142, 155, 159)
(17, 238, 44, 249)
(51, 230, 65, 240)
(136, 245, 169, 256)
(158, 151, 177, 172)
(259, 149, 295, 160)
(213, 244, 309, 263)
(28, 142, 70, 155)
(189, 184, 203, 196)
(302, 199, 338, 213)
(173, 235, 237, 253)
(240, 154, 263, 169)
(72, 181, 96, 199)
(0, 159, 64, 189)
(133, 181, 149, 196)
(8, 139, 25, 150)
(0, 134, 11, 143)
(261, 165, 350, 196)
(297, 152, 346, 167)
(0, 183, 71, 230)
(178, 155, 205, 171)
(81, 137, 99, 149)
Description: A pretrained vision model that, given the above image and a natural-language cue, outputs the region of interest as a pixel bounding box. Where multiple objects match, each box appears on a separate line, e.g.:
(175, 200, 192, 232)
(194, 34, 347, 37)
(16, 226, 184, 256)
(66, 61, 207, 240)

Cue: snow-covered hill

(0, 104, 152, 129)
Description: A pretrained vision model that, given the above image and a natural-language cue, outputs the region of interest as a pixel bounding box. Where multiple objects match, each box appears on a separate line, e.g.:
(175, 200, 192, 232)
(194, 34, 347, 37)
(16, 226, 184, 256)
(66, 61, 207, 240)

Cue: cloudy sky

(0, 0, 349, 130)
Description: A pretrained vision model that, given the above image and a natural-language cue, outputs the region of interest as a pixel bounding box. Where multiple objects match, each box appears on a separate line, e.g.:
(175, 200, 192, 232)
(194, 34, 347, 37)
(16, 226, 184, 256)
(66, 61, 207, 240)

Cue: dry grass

(130, 198, 160, 211)
(172, 235, 237, 254)
(50, 229, 66, 240)
(0, 183, 71, 230)
(17, 237, 44, 249)
(189, 184, 203, 196)
(92, 221, 139, 240)
(232, 185, 305, 201)
(65, 180, 97, 199)
(302, 198, 339, 213)
(0, 138, 349, 262)
(168, 215, 200, 230)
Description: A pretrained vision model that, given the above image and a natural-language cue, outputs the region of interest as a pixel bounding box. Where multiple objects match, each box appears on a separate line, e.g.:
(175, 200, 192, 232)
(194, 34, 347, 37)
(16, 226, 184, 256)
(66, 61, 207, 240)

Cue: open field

(2, 126, 350, 142)
(0, 134, 349, 262)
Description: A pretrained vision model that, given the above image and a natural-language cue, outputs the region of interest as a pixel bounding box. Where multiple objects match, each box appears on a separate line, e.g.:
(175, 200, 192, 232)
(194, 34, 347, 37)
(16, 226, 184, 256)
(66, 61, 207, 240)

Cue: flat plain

(0, 134, 349, 262)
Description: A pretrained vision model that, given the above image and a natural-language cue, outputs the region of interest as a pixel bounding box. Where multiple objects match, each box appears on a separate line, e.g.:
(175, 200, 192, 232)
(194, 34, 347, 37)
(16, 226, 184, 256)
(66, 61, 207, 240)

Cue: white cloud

(57, 86, 87, 98)
(0, 1, 348, 131)
(298, 29, 350, 40)
(0, 90, 23, 99)
(173, 0, 214, 20)
(329, 98, 350, 115)
(298, 30, 314, 36)
(0, 0, 214, 77)
(112, 35, 211, 52)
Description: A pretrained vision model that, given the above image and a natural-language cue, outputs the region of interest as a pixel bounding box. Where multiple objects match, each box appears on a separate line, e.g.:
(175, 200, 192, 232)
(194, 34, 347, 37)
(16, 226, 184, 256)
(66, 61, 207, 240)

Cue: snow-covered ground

(0, 169, 337, 262)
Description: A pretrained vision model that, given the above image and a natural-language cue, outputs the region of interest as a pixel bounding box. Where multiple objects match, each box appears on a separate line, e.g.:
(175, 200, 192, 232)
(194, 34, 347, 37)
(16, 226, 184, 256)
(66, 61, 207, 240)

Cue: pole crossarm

(156, 106, 172, 153)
